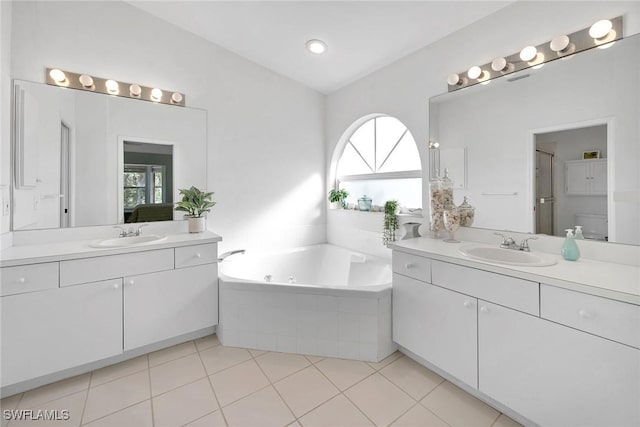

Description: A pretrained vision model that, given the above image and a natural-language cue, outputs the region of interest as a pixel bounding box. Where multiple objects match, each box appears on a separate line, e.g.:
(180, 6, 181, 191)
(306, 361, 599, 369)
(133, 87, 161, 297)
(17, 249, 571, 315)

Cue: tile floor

(1, 335, 523, 427)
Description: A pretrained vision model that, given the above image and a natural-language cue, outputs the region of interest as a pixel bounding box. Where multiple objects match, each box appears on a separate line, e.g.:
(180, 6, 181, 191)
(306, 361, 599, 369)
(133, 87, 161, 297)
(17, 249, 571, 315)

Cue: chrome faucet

(218, 249, 246, 261)
(495, 233, 537, 252)
(114, 224, 148, 237)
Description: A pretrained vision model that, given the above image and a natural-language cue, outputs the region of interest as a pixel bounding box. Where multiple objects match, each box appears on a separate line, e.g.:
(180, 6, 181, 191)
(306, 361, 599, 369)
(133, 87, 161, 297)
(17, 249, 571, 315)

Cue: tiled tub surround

(391, 237, 640, 426)
(218, 244, 396, 361)
(0, 229, 222, 397)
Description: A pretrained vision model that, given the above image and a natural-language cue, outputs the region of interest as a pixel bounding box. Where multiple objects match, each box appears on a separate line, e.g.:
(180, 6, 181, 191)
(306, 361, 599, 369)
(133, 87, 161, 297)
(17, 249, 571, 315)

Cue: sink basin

(458, 244, 557, 267)
(90, 234, 167, 248)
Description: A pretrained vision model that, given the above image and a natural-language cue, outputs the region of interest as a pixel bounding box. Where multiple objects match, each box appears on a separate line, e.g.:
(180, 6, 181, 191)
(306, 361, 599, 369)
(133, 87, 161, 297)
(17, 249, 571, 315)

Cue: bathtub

(218, 244, 396, 362)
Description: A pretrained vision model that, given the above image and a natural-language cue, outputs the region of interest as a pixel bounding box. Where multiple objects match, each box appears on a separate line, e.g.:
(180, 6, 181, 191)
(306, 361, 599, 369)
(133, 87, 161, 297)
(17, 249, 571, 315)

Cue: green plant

(328, 188, 349, 208)
(175, 186, 216, 217)
(383, 200, 399, 246)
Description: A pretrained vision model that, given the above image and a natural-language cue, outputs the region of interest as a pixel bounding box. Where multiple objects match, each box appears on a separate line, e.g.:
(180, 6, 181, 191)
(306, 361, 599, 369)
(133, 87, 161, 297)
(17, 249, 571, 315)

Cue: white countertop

(0, 231, 223, 267)
(391, 237, 640, 305)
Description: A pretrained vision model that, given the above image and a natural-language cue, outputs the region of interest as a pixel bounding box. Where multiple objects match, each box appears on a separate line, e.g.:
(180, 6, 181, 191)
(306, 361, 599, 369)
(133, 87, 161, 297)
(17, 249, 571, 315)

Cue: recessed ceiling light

(306, 39, 327, 54)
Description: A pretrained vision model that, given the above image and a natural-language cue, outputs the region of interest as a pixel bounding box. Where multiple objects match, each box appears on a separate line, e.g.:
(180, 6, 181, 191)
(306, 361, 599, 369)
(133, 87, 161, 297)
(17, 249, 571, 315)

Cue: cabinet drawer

(541, 285, 640, 349)
(431, 260, 539, 316)
(175, 243, 217, 269)
(60, 248, 174, 286)
(392, 251, 431, 282)
(1, 262, 59, 296)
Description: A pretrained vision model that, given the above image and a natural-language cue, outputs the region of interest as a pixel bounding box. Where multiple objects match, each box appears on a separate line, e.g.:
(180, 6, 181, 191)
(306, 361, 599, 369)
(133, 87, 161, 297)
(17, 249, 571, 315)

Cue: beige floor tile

(83, 370, 150, 424)
(150, 353, 206, 396)
(391, 404, 449, 427)
(149, 341, 197, 367)
(255, 352, 310, 382)
(185, 410, 227, 427)
(287, 422, 302, 427)
(298, 394, 374, 427)
(195, 334, 221, 352)
(304, 355, 324, 364)
(18, 374, 90, 409)
(210, 360, 270, 407)
(9, 390, 86, 427)
(344, 373, 415, 426)
(274, 366, 339, 418)
(249, 349, 267, 357)
(1, 394, 21, 427)
(152, 378, 218, 427)
(367, 351, 403, 371)
(380, 357, 444, 400)
(199, 346, 252, 375)
(492, 414, 523, 427)
(222, 386, 294, 427)
(421, 382, 499, 427)
(90, 356, 148, 387)
(82, 400, 152, 427)
(315, 358, 375, 391)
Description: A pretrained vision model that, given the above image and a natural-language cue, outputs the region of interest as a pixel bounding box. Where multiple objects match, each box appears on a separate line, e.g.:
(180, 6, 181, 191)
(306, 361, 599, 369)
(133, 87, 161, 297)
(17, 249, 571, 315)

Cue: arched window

(334, 115, 421, 209)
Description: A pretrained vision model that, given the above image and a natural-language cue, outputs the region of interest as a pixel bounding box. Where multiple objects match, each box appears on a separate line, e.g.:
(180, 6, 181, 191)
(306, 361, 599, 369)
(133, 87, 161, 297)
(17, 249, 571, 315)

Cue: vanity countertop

(0, 231, 223, 268)
(391, 237, 640, 305)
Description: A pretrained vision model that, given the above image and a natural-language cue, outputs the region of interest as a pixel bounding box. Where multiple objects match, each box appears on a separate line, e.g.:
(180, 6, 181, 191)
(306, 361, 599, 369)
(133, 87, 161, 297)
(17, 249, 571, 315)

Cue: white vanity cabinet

(565, 159, 607, 196)
(1, 279, 123, 386)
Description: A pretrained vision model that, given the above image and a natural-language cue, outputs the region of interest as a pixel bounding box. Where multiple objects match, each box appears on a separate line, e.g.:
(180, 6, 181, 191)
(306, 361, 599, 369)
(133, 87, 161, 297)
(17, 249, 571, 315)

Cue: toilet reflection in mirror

(534, 124, 608, 241)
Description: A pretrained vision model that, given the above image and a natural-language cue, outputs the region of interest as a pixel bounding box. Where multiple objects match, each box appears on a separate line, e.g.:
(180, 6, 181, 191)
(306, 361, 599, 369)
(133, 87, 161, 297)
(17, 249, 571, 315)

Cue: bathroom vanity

(391, 238, 640, 427)
(0, 230, 221, 396)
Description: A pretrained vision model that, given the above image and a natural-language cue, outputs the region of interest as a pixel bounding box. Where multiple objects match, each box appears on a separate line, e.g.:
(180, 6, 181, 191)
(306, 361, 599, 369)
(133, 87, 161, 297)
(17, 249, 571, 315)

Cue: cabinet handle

(463, 300, 473, 308)
(113, 283, 120, 289)
(17, 277, 26, 284)
(404, 263, 414, 269)
(195, 253, 201, 258)
(480, 306, 490, 314)
(578, 309, 591, 319)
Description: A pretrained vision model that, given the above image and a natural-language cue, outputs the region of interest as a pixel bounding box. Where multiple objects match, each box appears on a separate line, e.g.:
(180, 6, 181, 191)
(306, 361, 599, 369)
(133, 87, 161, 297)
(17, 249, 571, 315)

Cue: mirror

(429, 33, 640, 245)
(12, 80, 207, 231)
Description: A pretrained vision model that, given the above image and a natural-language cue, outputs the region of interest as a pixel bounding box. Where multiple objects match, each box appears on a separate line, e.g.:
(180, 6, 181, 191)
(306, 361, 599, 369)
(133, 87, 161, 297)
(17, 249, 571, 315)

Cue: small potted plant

(383, 200, 399, 246)
(328, 188, 349, 209)
(175, 186, 216, 233)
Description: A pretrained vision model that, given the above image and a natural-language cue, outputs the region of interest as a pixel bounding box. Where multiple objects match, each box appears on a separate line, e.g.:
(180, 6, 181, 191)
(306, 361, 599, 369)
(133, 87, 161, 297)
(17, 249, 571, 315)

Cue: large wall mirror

(429, 33, 640, 245)
(12, 80, 207, 231)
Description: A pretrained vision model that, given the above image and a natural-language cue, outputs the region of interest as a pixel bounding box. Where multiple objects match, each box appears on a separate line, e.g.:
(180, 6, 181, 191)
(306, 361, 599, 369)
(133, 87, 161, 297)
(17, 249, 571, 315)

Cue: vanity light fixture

(306, 39, 327, 54)
(446, 16, 622, 92)
(78, 74, 94, 88)
(45, 68, 185, 107)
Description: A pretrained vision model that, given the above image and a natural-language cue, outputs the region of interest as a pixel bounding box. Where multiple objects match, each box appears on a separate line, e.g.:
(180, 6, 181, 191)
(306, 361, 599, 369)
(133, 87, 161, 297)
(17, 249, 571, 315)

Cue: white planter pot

(187, 216, 206, 233)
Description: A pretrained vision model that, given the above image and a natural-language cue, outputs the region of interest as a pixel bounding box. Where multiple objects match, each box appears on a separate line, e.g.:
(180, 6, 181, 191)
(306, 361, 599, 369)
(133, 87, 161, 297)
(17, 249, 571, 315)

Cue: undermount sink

(90, 234, 168, 248)
(458, 244, 557, 267)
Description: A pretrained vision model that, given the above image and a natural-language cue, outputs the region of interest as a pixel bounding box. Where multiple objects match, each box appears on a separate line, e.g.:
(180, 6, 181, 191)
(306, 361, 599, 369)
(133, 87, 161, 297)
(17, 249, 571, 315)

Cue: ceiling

(130, 1, 512, 94)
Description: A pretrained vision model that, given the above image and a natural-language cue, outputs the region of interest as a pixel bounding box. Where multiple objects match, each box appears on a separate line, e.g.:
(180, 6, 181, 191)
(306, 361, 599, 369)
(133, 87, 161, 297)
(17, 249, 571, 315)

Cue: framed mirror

(11, 79, 207, 231)
(429, 33, 640, 245)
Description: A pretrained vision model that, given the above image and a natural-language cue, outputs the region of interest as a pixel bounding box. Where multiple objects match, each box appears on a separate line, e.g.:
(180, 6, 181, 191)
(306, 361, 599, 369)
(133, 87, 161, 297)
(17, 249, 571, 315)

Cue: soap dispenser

(561, 229, 581, 261)
(574, 225, 585, 240)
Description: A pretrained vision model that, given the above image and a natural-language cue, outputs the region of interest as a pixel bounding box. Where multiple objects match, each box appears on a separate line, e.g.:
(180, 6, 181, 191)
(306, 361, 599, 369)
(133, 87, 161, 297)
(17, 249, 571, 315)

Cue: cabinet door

(393, 274, 477, 387)
(590, 160, 607, 195)
(478, 301, 640, 426)
(565, 162, 589, 195)
(124, 263, 218, 350)
(1, 279, 123, 387)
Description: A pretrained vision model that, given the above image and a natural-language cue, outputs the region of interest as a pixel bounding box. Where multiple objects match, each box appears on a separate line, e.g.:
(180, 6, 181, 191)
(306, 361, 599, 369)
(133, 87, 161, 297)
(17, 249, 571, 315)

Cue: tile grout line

(147, 354, 156, 427)
(249, 348, 299, 423)
(77, 371, 92, 426)
(196, 343, 230, 427)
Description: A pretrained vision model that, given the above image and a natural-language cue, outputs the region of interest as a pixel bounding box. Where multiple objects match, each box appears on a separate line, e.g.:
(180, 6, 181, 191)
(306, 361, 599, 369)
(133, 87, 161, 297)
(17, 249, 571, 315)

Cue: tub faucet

(218, 249, 246, 262)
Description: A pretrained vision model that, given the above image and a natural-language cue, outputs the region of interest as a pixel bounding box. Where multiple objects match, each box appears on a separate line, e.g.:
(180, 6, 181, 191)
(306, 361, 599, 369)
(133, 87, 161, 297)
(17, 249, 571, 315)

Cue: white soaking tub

(218, 244, 396, 362)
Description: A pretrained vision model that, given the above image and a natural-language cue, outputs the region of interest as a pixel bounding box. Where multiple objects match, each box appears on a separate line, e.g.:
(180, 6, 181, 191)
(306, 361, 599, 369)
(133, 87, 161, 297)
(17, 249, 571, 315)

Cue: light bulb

(447, 74, 461, 86)
(151, 88, 163, 101)
(491, 57, 508, 72)
(589, 19, 612, 39)
(129, 84, 142, 97)
(171, 92, 183, 103)
(550, 35, 570, 52)
(49, 69, 66, 83)
(520, 46, 537, 62)
(467, 66, 482, 80)
(306, 39, 327, 54)
(105, 79, 119, 93)
(78, 74, 94, 88)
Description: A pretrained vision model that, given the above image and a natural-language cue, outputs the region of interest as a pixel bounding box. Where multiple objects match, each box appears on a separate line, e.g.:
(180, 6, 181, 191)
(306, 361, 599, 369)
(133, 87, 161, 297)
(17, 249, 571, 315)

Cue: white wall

(0, 0, 12, 239)
(9, 1, 326, 252)
(326, 1, 640, 253)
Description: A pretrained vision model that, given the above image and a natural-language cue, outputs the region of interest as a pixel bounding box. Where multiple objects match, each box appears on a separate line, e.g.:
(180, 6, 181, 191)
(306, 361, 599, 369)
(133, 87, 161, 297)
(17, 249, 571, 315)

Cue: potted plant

(383, 200, 399, 246)
(328, 188, 349, 209)
(175, 186, 216, 233)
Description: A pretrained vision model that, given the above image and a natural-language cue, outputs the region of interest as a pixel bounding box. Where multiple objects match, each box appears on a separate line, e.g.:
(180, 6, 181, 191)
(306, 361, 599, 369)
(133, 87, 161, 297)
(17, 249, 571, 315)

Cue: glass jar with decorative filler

(457, 196, 475, 227)
(429, 176, 444, 237)
(358, 195, 372, 211)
